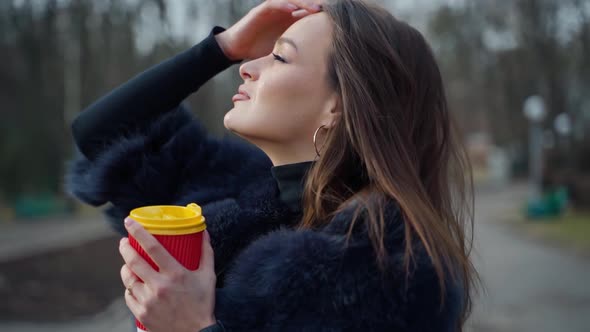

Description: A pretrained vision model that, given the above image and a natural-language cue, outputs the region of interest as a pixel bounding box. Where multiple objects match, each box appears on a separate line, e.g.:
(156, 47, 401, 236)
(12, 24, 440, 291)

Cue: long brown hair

(298, 0, 478, 329)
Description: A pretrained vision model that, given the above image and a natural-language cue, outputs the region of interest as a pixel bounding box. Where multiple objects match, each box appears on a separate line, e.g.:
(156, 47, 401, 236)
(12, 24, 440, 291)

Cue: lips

(232, 85, 250, 102)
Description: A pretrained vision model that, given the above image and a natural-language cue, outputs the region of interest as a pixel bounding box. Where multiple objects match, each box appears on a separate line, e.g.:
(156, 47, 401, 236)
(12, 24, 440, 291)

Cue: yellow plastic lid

(129, 203, 206, 235)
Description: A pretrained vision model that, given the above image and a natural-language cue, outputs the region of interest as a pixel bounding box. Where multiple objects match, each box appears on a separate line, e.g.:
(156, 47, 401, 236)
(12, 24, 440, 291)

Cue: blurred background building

(0, 0, 588, 331)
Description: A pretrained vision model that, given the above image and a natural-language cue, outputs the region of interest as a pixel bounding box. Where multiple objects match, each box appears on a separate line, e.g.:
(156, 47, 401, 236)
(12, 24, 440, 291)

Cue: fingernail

(286, 3, 298, 10)
(292, 9, 308, 17)
(120, 237, 127, 245)
(314, 4, 322, 11)
(124, 218, 134, 227)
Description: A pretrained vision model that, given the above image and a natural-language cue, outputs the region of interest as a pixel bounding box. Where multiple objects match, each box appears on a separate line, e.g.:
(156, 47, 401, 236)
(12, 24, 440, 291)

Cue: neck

(270, 161, 315, 213)
(270, 155, 316, 167)
(233, 131, 318, 166)
(256, 141, 317, 166)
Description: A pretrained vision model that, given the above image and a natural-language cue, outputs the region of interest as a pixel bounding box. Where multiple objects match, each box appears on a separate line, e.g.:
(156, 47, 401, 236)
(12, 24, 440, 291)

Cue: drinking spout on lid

(186, 203, 202, 215)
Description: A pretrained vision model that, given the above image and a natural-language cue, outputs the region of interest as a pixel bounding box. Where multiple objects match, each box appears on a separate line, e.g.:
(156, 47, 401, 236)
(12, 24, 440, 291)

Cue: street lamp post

(523, 95, 547, 201)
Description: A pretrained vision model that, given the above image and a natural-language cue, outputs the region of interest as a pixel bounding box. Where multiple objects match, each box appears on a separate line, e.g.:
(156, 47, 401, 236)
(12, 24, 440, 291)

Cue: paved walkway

(0, 214, 110, 263)
(0, 299, 132, 332)
(466, 184, 590, 332)
(1, 184, 589, 331)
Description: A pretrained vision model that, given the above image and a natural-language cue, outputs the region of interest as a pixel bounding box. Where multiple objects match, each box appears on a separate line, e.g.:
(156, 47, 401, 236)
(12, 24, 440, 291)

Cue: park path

(0, 214, 109, 262)
(467, 184, 590, 332)
(1, 183, 589, 331)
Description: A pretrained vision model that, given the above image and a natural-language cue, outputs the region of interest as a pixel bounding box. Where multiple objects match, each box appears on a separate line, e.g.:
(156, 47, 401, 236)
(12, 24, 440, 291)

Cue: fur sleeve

(214, 229, 349, 331)
(214, 228, 464, 332)
(65, 105, 272, 234)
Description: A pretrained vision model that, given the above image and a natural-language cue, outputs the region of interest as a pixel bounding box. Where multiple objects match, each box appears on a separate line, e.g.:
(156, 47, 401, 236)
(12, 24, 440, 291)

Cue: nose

(239, 57, 264, 81)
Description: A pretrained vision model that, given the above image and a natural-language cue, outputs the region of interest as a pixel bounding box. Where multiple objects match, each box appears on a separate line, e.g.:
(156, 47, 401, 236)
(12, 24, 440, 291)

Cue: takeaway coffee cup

(127, 203, 206, 332)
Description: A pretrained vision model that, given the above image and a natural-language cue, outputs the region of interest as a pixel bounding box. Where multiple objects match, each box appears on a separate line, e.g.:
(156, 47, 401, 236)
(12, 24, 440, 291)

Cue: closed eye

(272, 53, 287, 63)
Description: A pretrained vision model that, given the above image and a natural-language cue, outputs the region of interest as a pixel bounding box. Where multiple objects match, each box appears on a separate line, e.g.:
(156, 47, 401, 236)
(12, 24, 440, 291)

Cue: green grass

(518, 212, 590, 253)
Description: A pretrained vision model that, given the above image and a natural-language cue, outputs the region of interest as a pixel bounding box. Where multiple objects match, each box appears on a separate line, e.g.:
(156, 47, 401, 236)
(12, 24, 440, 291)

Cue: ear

(320, 92, 342, 129)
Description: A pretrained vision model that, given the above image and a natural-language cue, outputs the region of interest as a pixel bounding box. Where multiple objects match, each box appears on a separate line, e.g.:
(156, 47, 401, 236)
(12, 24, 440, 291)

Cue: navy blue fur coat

(66, 105, 463, 331)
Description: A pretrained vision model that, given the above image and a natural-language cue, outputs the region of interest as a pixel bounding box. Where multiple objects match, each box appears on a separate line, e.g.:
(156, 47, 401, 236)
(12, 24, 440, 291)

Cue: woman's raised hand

(215, 0, 324, 61)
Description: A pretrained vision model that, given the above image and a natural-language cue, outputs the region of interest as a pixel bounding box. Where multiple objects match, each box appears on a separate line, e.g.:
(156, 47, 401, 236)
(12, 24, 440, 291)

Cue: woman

(66, 0, 477, 331)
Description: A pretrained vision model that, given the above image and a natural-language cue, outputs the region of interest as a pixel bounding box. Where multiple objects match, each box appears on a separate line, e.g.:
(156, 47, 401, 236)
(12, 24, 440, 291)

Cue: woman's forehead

(280, 13, 333, 60)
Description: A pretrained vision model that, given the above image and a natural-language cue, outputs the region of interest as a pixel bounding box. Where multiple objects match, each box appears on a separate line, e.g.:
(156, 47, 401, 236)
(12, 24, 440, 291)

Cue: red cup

(127, 203, 206, 331)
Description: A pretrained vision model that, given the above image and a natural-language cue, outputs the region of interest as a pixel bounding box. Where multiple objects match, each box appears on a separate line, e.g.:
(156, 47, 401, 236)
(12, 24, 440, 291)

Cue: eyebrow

(276, 37, 298, 52)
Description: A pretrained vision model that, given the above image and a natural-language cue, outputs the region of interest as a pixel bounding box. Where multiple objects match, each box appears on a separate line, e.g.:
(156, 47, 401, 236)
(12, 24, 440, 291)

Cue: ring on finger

(126, 277, 138, 297)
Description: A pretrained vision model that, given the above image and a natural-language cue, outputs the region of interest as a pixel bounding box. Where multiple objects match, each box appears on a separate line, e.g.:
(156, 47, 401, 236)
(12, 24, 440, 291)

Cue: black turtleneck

(270, 161, 314, 213)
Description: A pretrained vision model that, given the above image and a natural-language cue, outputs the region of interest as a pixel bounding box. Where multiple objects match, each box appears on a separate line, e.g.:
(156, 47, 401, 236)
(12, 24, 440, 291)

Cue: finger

(268, 1, 299, 14)
(279, 2, 299, 12)
(124, 217, 181, 272)
(292, 8, 313, 18)
(120, 264, 149, 304)
(124, 286, 148, 327)
(119, 237, 159, 283)
(198, 230, 215, 272)
(120, 264, 137, 290)
(289, 0, 322, 12)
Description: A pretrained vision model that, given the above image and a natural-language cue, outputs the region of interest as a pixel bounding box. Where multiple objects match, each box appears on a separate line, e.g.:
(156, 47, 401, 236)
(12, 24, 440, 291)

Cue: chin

(223, 112, 248, 140)
(223, 108, 239, 130)
(223, 108, 270, 145)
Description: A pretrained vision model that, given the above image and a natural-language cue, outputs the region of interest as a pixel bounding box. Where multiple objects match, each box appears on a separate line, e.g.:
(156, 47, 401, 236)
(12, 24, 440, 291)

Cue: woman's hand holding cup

(120, 204, 214, 332)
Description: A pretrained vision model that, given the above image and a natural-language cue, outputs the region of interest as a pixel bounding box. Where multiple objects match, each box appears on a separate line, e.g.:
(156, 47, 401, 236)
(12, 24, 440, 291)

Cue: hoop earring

(313, 125, 327, 157)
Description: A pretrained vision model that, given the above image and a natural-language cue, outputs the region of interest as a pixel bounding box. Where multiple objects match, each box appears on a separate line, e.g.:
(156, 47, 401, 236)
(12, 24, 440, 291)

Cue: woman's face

(224, 13, 339, 165)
